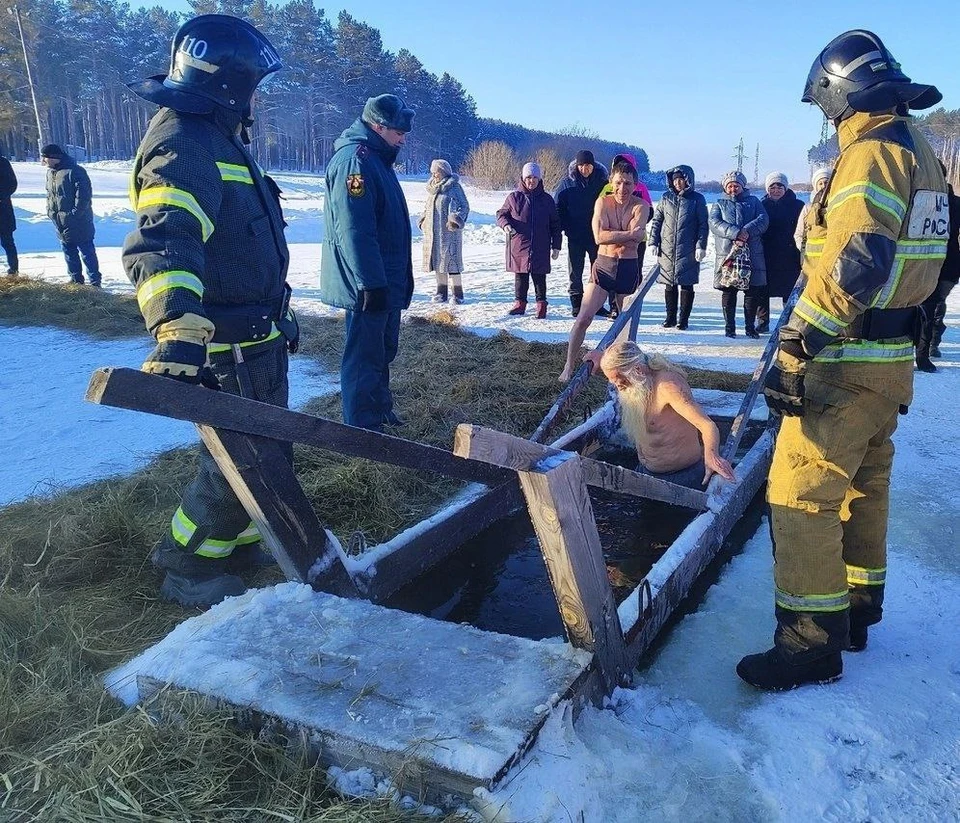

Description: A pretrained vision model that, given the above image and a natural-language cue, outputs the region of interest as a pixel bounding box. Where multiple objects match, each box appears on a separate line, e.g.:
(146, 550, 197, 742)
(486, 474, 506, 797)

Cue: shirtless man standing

(559, 160, 648, 382)
(588, 341, 736, 488)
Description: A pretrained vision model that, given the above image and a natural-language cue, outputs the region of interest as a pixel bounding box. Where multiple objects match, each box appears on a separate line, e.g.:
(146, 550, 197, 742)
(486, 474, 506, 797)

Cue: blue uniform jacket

(320, 119, 414, 311)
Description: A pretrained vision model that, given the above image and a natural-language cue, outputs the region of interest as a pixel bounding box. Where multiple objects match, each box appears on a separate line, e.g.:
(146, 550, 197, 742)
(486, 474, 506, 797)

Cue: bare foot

(558, 367, 571, 383)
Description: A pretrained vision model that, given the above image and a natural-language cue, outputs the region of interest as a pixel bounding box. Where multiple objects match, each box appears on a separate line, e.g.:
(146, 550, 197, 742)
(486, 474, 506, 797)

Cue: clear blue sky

(161, 0, 959, 183)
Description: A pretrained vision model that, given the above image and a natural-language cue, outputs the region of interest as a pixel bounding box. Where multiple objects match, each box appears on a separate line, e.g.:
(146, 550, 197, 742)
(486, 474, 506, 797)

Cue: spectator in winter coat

(42, 144, 101, 287)
(794, 167, 833, 252)
(916, 168, 960, 371)
(759, 172, 805, 332)
(554, 150, 608, 317)
(321, 94, 415, 431)
(649, 165, 708, 330)
(598, 152, 653, 318)
(560, 159, 648, 381)
(0, 151, 18, 276)
(497, 161, 562, 318)
(709, 170, 768, 338)
(420, 159, 470, 304)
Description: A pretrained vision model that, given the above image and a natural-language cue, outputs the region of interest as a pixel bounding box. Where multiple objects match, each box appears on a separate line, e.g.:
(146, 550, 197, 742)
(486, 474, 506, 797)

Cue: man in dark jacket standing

(759, 172, 805, 332)
(123, 15, 296, 607)
(321, 94, 415, 432)
(42, 144, 100, 287)
(554, 150, 607, 316)
(0, 151, 18, 276)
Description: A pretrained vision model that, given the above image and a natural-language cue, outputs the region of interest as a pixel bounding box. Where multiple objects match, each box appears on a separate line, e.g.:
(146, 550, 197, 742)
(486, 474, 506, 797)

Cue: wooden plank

(359, 479, 524, 603)
(197, 425, 358, 596)
(530, 264, 660, 444)
(455, 424, 707, 509)
(517, 453, 629, 691)
(86, 367, 510, 487)
(720, 281, 802, 462)
(619, 429, 774, 656)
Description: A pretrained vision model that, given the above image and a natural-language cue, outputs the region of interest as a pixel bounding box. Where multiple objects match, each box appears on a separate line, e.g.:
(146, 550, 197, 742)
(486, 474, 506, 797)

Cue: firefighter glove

(361, 287, 388, 312)
(142, 313, 218, 388)
(763, 341, 810, 417)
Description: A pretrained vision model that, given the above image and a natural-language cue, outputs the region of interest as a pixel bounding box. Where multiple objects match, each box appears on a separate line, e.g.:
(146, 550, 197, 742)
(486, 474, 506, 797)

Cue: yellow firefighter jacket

(786, 111, 948, 405)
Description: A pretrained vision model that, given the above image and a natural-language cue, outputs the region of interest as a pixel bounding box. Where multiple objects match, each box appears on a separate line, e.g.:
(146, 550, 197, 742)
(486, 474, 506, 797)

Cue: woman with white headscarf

(420, 159, 470, 303)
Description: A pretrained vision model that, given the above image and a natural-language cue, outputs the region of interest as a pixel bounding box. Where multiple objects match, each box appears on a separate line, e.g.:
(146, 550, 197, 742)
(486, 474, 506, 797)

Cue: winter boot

(931, 344, 942, 358)
(847, 624, 869, 652)
(226, 543, 278, 574)
(452, 285, 465, 304)
(743, 292, 760, 338)
(536, 300, 548, 319)
(677, 289, 694, 330)
(916, 335, 937, 372)
(160, 570, 246, 607)
(755, 293, 770, 334)
(508, 300, 527, 316)
(570, 293, 583, 318)
(736, 647, 842, 691)
(662, 286, 678, 328)
(721, 291, 737, 337)
(432, 284, 448, 303)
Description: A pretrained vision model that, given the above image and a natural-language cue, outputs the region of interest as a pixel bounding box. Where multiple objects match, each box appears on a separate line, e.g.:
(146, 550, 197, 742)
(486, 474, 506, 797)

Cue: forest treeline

(0, 0, 648, 176)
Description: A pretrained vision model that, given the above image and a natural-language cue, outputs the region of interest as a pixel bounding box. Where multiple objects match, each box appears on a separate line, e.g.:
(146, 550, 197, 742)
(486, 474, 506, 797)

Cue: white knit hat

(521, 162, 542, 179)
(430, 159, 453, 177)
(765, 171, 788, 190)
(811, 167, 833, 188)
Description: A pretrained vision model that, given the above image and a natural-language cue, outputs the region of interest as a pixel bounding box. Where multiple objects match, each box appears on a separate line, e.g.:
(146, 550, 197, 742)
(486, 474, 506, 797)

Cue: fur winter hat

(362, 94, 415, 133)
(721, 170, 748, 190)
(811, 167, 833, 188)
(765, 171, 789, 190)
(521, 162, 542, 179)
(430, 159, 453, 177)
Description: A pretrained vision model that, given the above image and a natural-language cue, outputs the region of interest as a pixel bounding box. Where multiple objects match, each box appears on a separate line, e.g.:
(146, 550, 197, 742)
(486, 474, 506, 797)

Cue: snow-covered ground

(2, 162, 959, 821)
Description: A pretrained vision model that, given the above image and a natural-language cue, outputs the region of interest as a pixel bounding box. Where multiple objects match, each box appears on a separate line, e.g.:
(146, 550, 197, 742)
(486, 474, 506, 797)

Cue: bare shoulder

(657, 372, 694, 402)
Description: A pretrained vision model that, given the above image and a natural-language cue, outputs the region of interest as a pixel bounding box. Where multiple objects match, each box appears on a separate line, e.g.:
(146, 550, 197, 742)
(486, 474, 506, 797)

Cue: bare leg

(560, 282, 609, 382)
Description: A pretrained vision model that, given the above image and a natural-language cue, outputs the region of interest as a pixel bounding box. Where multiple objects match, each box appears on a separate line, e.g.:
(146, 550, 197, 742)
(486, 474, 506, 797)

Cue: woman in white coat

(420, 159, 470, 303)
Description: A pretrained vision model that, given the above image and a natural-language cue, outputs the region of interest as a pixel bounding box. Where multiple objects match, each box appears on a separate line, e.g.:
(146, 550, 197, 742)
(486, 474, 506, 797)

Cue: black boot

(432, 283, 448, 303)
(452, 285, 465, 304)
(736, 647, 842, 691)
(916, 328, 937, 372)
(721, 290, 737, 337)
(677, 289, 694, 330)
(744, 291, 760, 338)
(663, 286, 678, 328)
(160, 570, 246, 607)
(848, 624, 868, 652)
(755, 291, 770, 334)
(570, 293, 583, 318)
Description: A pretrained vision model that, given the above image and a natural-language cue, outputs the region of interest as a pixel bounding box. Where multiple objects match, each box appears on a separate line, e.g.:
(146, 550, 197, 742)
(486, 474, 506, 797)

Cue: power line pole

(754, 143, 760, 186)
(8, 3, 44, 154)
(733, 137, 745, 173)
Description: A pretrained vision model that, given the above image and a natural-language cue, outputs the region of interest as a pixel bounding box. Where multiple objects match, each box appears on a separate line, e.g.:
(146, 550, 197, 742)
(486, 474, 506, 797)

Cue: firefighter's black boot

(847, 624, 868, 652)
(736, 647, 842, 691)
(160, 570, 246, 607)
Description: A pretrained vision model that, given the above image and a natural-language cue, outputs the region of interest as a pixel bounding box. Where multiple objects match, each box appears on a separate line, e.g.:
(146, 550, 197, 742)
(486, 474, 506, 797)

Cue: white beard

(619, 378, 653, 449)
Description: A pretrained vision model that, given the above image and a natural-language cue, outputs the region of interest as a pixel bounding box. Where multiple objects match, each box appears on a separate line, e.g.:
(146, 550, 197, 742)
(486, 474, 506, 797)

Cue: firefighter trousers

(767, 377, 900, 661)
(153, 338, 290, 578)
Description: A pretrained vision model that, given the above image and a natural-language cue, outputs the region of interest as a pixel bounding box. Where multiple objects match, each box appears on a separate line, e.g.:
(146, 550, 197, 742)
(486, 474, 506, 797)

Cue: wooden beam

(454, 424, 707, 510)
(197, 425, 359, 597)
(86, 367, 510, 487)
(517, 452, 628, 691)
(619, 430, 774, 657)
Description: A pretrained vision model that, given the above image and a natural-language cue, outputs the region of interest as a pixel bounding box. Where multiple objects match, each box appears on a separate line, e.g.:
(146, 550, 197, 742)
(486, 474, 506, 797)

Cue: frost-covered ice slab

(692, 388, 769, 422)
(107, 582, 592, 797)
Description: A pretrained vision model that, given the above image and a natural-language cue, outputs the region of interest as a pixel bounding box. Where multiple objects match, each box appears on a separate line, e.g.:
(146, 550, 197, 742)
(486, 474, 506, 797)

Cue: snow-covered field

(2, 161, 959, 821)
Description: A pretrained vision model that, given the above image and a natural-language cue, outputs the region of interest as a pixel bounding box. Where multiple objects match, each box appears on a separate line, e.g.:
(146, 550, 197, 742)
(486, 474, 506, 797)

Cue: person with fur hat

(758, 171, 805, 332)
(42, 143, 101, 287)
(553, 149, 608, 317)
(496, 161, 562, 318)
(321, 92, 415, 431)
(419, 159, 470, 303)
(709, 170, 769, 338)
(794, 167, 833, 252)
(122, 14, 296, 607)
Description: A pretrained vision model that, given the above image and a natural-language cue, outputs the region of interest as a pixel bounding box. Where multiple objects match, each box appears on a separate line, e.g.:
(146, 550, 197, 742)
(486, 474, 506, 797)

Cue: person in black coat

(758, 172, 804, 333)
(0, 151, 18, 276)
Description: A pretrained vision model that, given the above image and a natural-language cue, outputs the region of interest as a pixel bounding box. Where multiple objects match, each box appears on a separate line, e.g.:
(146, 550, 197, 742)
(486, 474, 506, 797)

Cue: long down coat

(496, 179, 561, 275)
(420, 174, 470, 274)
(709, 190, 769, 289)
(650, 165, 709, 287)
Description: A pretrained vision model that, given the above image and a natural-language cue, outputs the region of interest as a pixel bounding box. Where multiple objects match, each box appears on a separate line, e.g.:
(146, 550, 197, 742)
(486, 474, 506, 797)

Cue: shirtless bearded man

(590, 341, 735, 487)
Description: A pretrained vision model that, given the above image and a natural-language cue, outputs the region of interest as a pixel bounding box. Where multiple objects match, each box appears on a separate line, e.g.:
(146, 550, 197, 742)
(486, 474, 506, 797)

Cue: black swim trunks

(591, 254, 641, 295)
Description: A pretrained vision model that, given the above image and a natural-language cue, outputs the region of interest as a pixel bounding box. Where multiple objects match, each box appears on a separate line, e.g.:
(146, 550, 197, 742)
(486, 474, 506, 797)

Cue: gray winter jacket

(650, 165, 708, 287)
(420, 174, 470, 273)
(708, 190, 769, 289)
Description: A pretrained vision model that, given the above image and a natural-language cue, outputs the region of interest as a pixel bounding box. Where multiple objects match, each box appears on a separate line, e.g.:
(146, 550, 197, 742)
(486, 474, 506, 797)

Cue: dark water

(388, 437, 766, 641)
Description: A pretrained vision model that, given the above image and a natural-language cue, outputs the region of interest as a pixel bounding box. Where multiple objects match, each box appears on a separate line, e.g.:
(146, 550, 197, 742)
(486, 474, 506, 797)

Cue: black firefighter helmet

(802, 29, 941, 121)
(128, 14, 282, 115)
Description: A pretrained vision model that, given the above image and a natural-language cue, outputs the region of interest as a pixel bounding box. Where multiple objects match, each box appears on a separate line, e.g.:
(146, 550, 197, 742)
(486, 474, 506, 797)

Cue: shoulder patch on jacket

(346, 174, 365, 198)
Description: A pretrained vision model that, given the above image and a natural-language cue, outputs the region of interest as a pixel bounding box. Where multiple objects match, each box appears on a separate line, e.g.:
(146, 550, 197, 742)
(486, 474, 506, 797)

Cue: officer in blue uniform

(320, 94, 415, 431)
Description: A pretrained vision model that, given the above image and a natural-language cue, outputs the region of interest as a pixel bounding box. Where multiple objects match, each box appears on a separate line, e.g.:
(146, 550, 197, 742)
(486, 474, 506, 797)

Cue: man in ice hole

(585, 341, 736, 488)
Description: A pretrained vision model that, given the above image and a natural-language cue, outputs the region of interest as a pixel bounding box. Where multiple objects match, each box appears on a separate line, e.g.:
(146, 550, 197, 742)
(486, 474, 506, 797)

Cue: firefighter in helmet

(123, 15, 300, 606)
(738, 30, 948, 690)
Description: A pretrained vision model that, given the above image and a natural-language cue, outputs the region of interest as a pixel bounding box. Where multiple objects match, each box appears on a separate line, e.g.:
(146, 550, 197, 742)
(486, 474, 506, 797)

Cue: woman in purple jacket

(497, 162, 562, 318)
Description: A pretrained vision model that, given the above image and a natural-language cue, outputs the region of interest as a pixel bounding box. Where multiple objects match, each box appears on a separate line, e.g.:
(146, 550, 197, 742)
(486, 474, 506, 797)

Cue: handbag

(718, 243, 752, 289)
